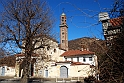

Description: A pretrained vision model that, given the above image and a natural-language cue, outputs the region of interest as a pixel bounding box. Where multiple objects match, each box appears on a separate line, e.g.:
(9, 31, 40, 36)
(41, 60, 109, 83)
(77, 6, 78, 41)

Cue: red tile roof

(110, 16, 124, 27)
(60, 50, 94, 57)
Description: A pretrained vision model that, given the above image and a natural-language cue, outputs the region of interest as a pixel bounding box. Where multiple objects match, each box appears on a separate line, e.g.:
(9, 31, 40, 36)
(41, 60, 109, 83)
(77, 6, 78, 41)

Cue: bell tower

(60, 13, 68, 51)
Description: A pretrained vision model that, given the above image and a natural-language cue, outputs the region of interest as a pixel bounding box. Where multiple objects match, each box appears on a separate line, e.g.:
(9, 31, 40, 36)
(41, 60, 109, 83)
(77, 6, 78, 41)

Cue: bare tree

(99, 0, 124, 83)
(0, 48, 6, 58)
(109, 0, 124, 18)
(0, 0, 55, 83)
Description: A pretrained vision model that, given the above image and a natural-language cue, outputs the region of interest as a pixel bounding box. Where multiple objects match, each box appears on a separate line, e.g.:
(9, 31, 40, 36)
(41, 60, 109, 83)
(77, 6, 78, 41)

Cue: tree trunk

(20, 75, 28, 83)
(20, 52, 31, 83)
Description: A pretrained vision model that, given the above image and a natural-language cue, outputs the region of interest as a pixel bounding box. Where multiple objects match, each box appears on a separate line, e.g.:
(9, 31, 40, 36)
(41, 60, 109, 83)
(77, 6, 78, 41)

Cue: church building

(15, 12, 98, 80)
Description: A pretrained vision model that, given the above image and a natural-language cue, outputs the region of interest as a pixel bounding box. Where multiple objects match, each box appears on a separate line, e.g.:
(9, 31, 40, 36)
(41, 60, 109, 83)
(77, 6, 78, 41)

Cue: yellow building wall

(47, 64, 92, 78)
(48, 66, 60, 78)
(69, 65, 91, 78)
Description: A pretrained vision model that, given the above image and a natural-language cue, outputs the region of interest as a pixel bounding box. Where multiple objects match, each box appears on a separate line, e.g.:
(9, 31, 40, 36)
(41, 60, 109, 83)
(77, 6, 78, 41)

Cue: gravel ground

(0, 76, 83, 83)
(0, 80, 79, 83)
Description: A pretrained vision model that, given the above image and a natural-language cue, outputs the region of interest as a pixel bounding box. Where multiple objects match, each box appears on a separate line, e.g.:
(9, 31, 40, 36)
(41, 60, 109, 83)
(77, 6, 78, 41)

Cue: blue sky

(46, 0, 114, 41)
(0, 0, 115, 54)
(0, 0, 114, 41)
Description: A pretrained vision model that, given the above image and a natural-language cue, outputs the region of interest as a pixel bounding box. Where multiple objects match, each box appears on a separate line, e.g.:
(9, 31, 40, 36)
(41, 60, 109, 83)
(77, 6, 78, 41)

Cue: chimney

(81, 48, 84, 51)
(81, 45, 89, 51)
(81, 47, 88, 51)
(81, 45, 86, 51)
(87, 48, 89, 51)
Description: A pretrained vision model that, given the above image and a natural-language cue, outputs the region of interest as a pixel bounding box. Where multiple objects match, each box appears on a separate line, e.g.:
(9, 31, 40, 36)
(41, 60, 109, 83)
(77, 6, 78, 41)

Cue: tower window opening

(62, 19, 64, 22)
(62, 40, 64, 43)
(62, 32, 64, 35)
(62, 17, 64, 19)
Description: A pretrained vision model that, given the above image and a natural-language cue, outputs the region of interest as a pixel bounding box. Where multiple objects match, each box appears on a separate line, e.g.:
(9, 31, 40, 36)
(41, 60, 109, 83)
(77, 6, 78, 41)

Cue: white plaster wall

(48, 66, 59, 78)
(50, 48, 65, 62)
(82, 55, 96, 66)
(47, 64, 92, 78)
(67, 58, 71, 61)
(73, 58, 77, 62)
(5, 67, 15, 76)
(0, 66, 15, 76)
(65, 55, 97, 66)
(79, 57, 83, 62)
(69, 65, 91, 78)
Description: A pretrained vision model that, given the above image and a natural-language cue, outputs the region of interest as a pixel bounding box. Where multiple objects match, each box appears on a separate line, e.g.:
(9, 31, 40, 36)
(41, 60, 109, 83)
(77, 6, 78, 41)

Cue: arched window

(54, 49, 56, 53)
(60, 66, 68, 78)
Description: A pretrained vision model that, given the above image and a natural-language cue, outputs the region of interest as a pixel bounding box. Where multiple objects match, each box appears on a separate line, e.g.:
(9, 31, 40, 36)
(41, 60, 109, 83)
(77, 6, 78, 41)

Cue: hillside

(0, 55, 16, 67)
(68, 37, 107, 62)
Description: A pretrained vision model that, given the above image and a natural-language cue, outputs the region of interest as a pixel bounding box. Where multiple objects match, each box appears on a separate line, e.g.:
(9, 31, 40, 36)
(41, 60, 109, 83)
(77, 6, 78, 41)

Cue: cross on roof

(62, 8, 65, 13)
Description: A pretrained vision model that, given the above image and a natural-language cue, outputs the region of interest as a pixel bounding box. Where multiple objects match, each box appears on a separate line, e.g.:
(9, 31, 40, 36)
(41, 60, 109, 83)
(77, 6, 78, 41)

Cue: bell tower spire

(60, 12, 68, 51)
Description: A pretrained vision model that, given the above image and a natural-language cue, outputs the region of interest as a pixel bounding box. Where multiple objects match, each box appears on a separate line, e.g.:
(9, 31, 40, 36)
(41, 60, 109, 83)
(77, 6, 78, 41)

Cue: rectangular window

(89, 57, 92, 61)
(83, 57, 86, 62)
(77, 57, 79, 62)
(65, 58, 67, 61)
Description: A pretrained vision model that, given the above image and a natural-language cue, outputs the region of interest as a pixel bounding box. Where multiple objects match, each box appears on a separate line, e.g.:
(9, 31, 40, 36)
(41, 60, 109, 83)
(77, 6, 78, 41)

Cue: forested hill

(0, 55, 16, 67)
(68, 37, 107, 61)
